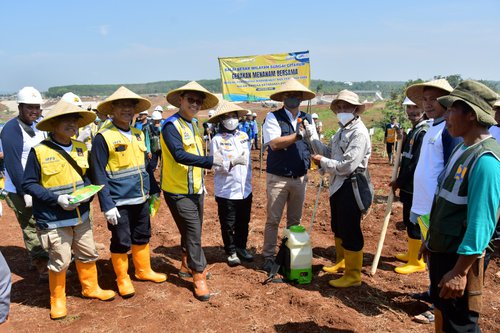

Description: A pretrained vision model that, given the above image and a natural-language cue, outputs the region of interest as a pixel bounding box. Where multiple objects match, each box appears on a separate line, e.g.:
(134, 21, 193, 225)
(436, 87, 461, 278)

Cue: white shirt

(263, 108, 300, 144)
(411, 119, 445, 216)
(4, 121, 46, 193)
(210, 130, 252, 199)
(489, 125, 500, 142)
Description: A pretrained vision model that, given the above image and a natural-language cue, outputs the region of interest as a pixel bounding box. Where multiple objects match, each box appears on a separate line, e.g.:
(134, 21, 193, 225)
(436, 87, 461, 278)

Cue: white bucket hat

(330, 90, 366, 113)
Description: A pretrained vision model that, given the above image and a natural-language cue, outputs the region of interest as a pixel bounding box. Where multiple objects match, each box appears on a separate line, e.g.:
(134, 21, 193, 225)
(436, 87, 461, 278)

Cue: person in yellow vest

(23, 100, 116, 320)
(161, 81, 221, 301)
(90, 87, 166, 299)
(384, 115, 400, 164)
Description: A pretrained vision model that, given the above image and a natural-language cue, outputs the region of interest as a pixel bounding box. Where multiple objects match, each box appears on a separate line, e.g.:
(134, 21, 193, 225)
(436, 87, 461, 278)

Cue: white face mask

(222, 118, 239, 131)
(336, 112, 355, 126)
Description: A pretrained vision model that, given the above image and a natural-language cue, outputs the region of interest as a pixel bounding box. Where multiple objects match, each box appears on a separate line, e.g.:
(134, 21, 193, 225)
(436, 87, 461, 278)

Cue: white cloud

(99, 25, 109, 36)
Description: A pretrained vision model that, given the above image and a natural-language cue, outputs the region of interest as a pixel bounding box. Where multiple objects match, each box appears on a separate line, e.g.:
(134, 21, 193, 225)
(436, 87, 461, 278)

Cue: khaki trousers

(263, 173, 307, 258)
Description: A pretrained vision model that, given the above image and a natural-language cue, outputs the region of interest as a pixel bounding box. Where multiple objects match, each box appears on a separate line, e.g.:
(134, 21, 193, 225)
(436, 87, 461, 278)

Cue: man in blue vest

(421, 81, 500, 333)
(261, 78, 316, 272)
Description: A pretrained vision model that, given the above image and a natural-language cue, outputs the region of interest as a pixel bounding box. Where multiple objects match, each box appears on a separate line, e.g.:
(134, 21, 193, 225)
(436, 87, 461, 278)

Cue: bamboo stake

(370, 137, 403, 275)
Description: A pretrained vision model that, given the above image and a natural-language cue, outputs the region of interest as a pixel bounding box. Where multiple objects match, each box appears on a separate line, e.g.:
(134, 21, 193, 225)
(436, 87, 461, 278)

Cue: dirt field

(1, 145, 499, 333)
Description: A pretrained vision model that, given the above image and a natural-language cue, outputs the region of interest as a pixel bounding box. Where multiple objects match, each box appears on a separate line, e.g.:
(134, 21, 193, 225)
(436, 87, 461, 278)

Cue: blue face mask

(284, 97, 301, 109)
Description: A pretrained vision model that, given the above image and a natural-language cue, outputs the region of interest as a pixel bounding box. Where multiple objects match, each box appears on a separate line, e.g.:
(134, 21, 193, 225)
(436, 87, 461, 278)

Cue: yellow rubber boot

(75, 261, 116, 301)
(328, 250, 362, 288)
(395, 240, 409, 262)
(131, 244, 167, 283)
(111, 253, 135, 298)
(394, 238, 426, 274)
(323, 237, 345, 273)
(49, 270, 67, 320)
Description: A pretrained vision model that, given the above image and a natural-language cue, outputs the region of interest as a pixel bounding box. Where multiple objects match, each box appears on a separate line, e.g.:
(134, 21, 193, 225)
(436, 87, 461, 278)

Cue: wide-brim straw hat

(269, 78, 316, 102)
(405, 79, 453, 107)
(494, 99, 500, 109)
(97, 86, 152, 115)
(166, 81, 219, 110)
(437, 80, 498, 127)
(36, 100, 96, 132)
(208, 100, 248, 123)
(330, 89, 366, 114)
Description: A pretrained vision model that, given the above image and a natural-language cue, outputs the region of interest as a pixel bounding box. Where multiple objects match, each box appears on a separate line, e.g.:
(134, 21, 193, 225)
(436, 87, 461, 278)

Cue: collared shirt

(319, 117, 371, 196)
(263, 108, 300, 144)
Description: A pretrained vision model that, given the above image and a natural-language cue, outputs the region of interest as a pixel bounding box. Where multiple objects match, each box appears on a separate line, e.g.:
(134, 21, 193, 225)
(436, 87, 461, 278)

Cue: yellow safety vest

(98, 122, 149, 205)
(33, 139, 89, 226)
(161, 115, 204, 194)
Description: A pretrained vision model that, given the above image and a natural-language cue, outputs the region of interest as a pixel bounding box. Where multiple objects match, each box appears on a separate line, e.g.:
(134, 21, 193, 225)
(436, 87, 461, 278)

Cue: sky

(1, 0, 499, 93)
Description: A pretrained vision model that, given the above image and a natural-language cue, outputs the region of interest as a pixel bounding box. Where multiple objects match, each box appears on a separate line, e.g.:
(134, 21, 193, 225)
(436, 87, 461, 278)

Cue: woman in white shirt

(209, 101, 253, 266)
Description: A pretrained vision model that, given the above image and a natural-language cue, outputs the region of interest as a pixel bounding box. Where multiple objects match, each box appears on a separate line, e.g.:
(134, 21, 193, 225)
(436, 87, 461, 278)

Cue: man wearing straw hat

(23, 100, 116, 319)
(91, 86, 166, 299)
(309, 90, 372, 288)
(390, 97, 429, 275)
(261, 78, 316, 273)
(0, 86, 49, 281)
(421, 80, 500, 333)
(161, 81, 221, 301)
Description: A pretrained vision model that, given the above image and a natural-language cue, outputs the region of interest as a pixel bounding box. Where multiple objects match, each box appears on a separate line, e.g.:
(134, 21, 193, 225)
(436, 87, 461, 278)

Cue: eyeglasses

(184, 97, 204, 106)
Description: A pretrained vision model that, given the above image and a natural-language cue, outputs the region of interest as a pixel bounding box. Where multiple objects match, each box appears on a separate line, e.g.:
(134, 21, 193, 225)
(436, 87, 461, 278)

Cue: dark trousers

(252, 136, 259, 150)
(164, 192, 207, 273)
(215, 193, 252, 254)
(429, 252, 481, 333)
(108, 202, 151, 253)
(386, 142, 395, 160)
(149, 151, 160, 170)
(400, 191, 421, 240)
(330, 180, 363, 251)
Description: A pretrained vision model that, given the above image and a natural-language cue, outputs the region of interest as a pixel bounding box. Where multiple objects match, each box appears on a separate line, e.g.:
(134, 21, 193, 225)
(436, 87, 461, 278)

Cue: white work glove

(303, 120, 319, 140)
(231, 151, 248, 168)
(105, 207, 121, 226)
(57, 194, 80, 211)
(212, 150, 224, 168)
(23, 194, 33, 208)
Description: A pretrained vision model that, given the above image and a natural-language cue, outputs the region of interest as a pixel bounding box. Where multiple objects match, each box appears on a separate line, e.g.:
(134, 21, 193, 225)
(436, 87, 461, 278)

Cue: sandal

(413, 310, 435, 324)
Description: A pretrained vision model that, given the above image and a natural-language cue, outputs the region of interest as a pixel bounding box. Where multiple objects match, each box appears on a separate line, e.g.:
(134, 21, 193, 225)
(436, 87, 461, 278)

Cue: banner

(218, 51, 310, 102)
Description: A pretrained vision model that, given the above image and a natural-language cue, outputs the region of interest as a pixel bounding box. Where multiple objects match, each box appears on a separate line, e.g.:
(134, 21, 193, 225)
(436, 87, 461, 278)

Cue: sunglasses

(184, 97, 204, 106)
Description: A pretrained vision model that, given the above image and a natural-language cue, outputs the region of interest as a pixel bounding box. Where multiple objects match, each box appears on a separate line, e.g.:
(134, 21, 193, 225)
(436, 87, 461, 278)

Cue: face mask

(336, 112, 355, 126)
(222, 118, 239, 131)
(284, 97, 301, 109)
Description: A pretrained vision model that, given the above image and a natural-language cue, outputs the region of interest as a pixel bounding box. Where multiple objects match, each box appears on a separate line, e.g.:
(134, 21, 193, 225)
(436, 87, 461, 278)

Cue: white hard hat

(152, 111, 162, 120)
(208, 110, 215, 117)
(17, 86, 43, 105)
(154, 105, 163, 112)
(311, 113, 319, 119)
(402, 97, 416, 106)
(61, 92, 83, 107)
(246, 110, 252, 116)
(139, 110, 149, 115)
(252, 112, 257, 117)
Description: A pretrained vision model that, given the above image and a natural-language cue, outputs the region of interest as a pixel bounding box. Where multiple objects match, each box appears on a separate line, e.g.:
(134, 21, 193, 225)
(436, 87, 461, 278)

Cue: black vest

(266, 108, 312, 177)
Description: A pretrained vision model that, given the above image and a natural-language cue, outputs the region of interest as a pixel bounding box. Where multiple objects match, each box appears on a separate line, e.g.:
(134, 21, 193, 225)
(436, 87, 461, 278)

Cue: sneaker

(227, 253, 241, 267)
(262, 258, 275, 274)
(236, 248, 254, 262)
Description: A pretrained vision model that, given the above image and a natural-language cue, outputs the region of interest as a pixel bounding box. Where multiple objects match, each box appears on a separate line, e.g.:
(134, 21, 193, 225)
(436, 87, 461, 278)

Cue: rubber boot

(75, 261, 116, 301)
(322, 237, 345, 273)
(49, 270, 67, 320)
(328, 250, 362, 288)
(178, 251, 192, 278)
(395, 237, 409, 262)
(110, 253, 135, 298)
(193, 270, 210, 301)
(131, 244, 167, 283)
(394, 238, 426, 274)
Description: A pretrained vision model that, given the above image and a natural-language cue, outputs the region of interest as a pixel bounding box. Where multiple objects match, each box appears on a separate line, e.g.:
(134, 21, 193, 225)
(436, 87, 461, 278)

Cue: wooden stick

(370, 137, 403, 275)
